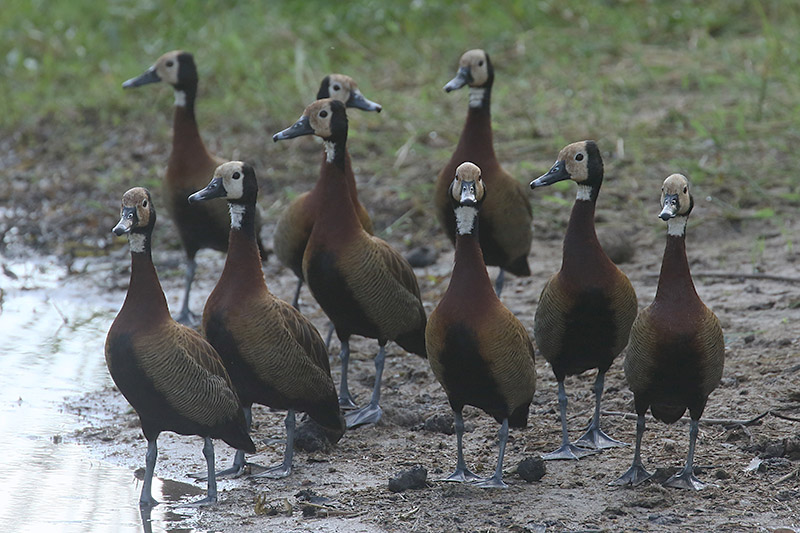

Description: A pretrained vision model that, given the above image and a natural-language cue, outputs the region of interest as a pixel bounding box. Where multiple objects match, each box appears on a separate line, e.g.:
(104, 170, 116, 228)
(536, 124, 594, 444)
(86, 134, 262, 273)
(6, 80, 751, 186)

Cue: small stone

(764, 442, 786, 459)
(424, 413, 455, 435)
(301, 505, 317, 517)
(388, 466, 428, 493)
(744, 335, 755, 344)
(405, 246, 439, 268)
(714, 468, 730, 480)
(516, 457, 546, 482)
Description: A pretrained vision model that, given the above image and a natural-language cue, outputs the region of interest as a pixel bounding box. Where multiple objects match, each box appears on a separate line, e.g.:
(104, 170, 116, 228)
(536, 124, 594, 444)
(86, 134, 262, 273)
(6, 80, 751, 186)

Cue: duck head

(273, 98, 348, 142)
(444, 49, 493, 92)
(659, 173, 693, 220)
(450, 162, 486, 235)
(189, 161, 258, 205)
(123, 50, 198, 106)
(318, 74, 382, 112)
(530, 140, 603, 201)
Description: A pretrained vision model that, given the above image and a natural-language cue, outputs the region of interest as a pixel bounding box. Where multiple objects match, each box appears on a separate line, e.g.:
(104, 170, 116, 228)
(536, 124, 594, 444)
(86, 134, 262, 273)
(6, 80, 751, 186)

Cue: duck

(105, 187, 255, 508)
(188, 161, 345, 479)
(122, 50, 268, 324)
(426, 162, 537, 488)
(530, 140, 638, 460)
(273, 99, 427, 428)
(610, 174, 724, 490)
(274, 74, 382, 308)
(436, 49, 533, 296)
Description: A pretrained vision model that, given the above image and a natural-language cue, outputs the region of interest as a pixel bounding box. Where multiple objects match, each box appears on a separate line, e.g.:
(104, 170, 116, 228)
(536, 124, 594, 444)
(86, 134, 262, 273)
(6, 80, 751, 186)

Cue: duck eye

(232, 172, 241, 180)
(142, 200, 148, 208)
(333, 84, 341, 91)
(320, 110, 328, 118)
(683, 186, 687, 193)
(166, 60, 174, 68)
(478, 60, 484, 66)
(575, 153, 584, 161)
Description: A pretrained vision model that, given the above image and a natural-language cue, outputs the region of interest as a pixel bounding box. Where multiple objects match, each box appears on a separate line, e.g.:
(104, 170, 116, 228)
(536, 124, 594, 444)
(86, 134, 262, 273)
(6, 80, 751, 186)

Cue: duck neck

(448, 208, 496, 301)
(313, 138, 361, 231)
(220, 202, 265, 286)
(121, 232, 170, 325)
(655, 217, 698, 303)
(453, 93, 497, 169)
(561, 196, 606, 276)
(170, 87, 208, 164)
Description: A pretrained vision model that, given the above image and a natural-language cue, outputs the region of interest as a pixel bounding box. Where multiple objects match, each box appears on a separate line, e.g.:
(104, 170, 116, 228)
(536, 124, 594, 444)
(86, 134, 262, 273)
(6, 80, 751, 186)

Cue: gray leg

(663, 419, 705, 490)
(291, 278, 303, 309)
(345, 344, 385, 428)
(251, 410, 295, 479)
(542, 381, 598, 460)
(325, 322, 336, 351)
(188, 437, 218, 506)
(139, 438, 159, 509)
(494, 268, 506, 297)
(176, 257, 198, 325)
(609, 414, 652, 486)
(441, 410, 480, 482)
(192, 406, 250, 479)
(338, 339, 358, 410)
(576, 371, 628, 449)
(473, 418, 509, 488)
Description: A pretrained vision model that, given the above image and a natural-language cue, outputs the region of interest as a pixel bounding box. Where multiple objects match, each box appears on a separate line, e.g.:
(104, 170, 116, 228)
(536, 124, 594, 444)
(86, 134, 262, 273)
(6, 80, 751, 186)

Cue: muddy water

(0, 257, 201, 532)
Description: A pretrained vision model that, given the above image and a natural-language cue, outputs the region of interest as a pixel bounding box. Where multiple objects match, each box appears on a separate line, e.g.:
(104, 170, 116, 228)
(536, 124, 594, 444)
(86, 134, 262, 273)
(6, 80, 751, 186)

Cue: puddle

(0, 256, 203, 532)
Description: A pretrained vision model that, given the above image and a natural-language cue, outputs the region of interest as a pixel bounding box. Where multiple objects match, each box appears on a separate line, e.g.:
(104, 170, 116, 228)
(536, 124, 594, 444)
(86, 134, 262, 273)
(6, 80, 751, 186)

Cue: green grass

(2, 0, 800, 251)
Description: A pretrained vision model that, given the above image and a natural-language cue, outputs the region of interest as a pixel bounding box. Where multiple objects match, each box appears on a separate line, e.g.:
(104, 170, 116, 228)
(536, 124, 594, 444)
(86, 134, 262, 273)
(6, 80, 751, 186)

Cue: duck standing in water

(105, 187, 254, 507)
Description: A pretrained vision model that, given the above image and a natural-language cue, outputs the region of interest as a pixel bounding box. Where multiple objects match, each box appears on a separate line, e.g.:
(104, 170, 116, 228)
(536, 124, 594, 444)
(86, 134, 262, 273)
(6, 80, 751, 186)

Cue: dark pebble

(714, 468, 730, 480)
(388, 466, 428, 493)
(424, 413, 454, 435)
(516, 457, 546, 482)
(405, 246, 439, 268)
(294, 417, 335, 453)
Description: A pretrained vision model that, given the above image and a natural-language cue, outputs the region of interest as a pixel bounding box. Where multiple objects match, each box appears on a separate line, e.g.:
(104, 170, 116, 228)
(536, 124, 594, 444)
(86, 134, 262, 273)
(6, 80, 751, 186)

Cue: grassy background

(1, 0, 799, 257)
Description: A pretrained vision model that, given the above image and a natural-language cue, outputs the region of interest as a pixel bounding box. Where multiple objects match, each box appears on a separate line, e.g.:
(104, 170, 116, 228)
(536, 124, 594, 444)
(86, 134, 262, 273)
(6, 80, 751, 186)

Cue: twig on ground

(772, 469, 800, 485)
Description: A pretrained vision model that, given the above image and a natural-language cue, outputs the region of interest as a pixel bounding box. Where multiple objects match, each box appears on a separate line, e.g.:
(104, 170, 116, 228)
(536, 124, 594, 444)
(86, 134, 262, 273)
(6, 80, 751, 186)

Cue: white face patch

(455, 206, 478, 235)
(468, 87, 485, 108)
(667, 216, 687, 237)
(128, 233, 146, 254)
(174, 90, 186, 107)
(229, 203, 246, 229)
(324, 141, 336, 163)
(576, 184, 593, 201)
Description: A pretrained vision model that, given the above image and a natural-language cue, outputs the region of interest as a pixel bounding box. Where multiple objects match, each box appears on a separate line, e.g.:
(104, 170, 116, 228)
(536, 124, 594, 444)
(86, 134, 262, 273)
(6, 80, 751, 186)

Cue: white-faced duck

(427, 162, 537, 488)
(273, 99, 427, 429)
(610, 174, 724, 490)
(530, 140, 638, 460)
(123, 50, 268, 324)
(273, 74, 381, 308)
(105, 187, 254, 508)
(436, 49, 533, 296)
(188, 162, 344, 479)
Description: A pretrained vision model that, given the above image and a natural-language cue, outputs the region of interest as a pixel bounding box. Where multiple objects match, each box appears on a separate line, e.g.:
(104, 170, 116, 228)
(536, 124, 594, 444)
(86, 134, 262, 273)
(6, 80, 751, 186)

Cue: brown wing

(623, 307, 659, 396)
(532, 273, 568, 365)
(698, 306, 725, 396)
(135, 322, 242, 427)
(274, 192, 313, 278)
(273, 297, 331, 374)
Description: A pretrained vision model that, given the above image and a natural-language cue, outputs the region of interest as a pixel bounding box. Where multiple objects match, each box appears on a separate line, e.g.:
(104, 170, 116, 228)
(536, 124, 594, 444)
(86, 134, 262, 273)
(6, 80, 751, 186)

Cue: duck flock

(106, 48, 724, 509)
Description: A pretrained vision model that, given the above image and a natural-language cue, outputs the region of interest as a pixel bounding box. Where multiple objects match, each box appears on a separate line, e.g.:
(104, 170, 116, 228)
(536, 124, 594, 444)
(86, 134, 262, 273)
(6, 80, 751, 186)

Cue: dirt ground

(62, 199, 800, 532)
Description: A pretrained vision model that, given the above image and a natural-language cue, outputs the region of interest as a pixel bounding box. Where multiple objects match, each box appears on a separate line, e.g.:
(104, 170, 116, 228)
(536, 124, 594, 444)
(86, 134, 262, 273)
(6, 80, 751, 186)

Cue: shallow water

(0, 257, 201, 532)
